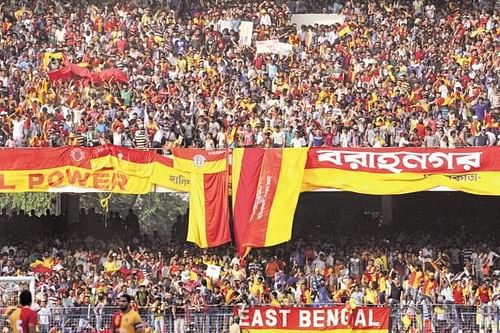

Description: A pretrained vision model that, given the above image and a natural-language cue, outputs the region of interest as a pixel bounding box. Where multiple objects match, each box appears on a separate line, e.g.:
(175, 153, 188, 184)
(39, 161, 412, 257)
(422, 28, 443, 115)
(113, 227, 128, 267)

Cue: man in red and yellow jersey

(407, 265, 424, 299)
(422, 272, 437, 301)
(112, 295, 144, 333)
(476, 281, 492, 305)
(9, 290, 37, 333)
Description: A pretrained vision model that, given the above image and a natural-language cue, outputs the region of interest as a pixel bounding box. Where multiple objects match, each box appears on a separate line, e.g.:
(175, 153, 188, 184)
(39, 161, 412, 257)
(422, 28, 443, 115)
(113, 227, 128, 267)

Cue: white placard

(256, 40, 279, 54)
(291, 14, 345, 27)
(277, 42, 293, 56)
(239, 21, 254, 46)
(206, 264, 221, 279)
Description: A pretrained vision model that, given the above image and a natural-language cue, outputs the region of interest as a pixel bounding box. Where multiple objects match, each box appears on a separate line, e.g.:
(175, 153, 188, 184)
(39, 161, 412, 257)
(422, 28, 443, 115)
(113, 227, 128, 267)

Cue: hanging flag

(173, 148, 230, 248)
(232, 148, 308, 255)
(232, 149, 265, 255)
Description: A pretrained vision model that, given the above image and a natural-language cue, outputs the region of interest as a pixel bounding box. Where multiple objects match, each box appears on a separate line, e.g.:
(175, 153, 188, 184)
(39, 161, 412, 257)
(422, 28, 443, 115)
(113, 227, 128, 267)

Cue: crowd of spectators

(0, 205, 499, 332)
(0, 0, 498, 150)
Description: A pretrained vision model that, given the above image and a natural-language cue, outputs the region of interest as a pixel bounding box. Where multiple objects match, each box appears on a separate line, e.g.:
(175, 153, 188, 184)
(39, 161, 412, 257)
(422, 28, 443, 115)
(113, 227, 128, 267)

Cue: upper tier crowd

(0, 0, 498, 149)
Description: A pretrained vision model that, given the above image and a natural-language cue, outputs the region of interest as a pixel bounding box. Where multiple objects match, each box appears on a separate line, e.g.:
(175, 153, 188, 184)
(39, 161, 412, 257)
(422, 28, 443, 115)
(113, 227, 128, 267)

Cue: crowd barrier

(0, 303, 499, 333)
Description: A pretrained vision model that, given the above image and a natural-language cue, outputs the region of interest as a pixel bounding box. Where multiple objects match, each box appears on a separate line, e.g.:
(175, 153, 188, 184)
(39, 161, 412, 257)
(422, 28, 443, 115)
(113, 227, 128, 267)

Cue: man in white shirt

(229, 316, 241, 333)
(438, 81, 449, 98)
(11, 115, 25, 146)
(291, 133, 306, 148)
(38, 301, 51, 333)
(259, 10, 271, 26)
(272, 126, 285, 148)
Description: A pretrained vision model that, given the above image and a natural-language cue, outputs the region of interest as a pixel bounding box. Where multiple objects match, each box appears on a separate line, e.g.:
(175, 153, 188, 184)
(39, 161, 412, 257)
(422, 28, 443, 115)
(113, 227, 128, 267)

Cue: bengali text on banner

(302, 147, 500, 195)
(234, 306, 390, 333)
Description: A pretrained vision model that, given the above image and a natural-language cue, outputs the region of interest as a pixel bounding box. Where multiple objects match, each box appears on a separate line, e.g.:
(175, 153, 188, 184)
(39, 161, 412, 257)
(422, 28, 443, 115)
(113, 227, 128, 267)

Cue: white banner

(256, 40, 293, 56)
(277, 42, 293, 56)
(256, 40, 278, 54)
(291, 14, 345, 27)
(238, 21, 254, 46)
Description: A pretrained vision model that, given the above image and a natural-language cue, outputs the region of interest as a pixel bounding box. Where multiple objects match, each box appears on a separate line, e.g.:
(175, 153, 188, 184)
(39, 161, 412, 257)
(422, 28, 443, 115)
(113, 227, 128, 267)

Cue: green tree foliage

(0, 193, 57, 215)
(0, 192, 188, 236)
(79, 193, 188, 236)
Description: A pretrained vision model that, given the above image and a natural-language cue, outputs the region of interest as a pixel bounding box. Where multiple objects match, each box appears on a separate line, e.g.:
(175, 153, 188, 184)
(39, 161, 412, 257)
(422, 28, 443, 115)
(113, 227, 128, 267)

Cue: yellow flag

(470, 27, 485, 38)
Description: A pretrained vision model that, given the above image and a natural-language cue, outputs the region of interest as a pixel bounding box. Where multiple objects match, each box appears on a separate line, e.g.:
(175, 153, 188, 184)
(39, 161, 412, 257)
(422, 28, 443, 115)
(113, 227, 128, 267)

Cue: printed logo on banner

(70, 148, 86, 163)
(193, 155, 206, 168)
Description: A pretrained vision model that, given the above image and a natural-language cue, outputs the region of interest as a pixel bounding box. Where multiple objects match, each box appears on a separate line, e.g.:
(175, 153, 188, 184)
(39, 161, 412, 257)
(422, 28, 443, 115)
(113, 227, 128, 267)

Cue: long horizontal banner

(302, 147, 500, 195)
(0, 146, 190, 193)
(3, 147, 500, 251)
(2, 147, 499, 195)
(234, 306, 390, 333)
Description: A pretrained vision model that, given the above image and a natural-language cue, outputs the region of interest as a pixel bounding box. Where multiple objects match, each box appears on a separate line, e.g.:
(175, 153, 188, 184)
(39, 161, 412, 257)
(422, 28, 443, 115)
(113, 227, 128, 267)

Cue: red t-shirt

(10, 306, 38, 333)
(453, 286, 464, 304)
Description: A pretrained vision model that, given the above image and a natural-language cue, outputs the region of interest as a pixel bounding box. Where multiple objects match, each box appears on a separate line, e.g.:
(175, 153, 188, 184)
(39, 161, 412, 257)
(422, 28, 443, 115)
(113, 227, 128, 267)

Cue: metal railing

(0, 304, 499, 333)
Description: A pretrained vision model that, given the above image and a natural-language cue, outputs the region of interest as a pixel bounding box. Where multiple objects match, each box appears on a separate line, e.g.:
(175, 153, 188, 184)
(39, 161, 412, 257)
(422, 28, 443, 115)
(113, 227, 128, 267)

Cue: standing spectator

(173, 298, 186, 333)
(38, 300, 50, 333)
(229, 316, 241, 333)
(151, 296, 165, 333)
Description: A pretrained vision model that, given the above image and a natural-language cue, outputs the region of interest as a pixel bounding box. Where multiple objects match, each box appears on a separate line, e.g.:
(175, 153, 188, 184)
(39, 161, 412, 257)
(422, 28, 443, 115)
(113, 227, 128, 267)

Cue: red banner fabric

(243, 149, 283, 247)
(232, 149, 266, 255)
(234, 306, 390, 332)
(91, 68, 129, 84)
(203, 172, 231, 247)
(48, 66, 128, 84)
(0, 146, 173, 171)
(305, 147, 497, 174)
(47, 64, 92, 81)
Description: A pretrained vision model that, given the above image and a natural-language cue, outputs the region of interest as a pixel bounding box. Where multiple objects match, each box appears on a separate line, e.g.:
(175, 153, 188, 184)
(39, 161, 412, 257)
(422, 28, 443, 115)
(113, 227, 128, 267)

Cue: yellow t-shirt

(104, 261, 118, 273)
(365, 289, 378, 305)
(250, 281, 264, 298)
(112, 310, 143, 333)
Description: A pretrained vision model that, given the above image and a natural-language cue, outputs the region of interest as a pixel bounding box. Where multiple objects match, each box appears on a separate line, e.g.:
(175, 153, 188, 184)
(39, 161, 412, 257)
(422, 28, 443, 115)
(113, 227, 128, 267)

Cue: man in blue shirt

(473, 97, 487, 121)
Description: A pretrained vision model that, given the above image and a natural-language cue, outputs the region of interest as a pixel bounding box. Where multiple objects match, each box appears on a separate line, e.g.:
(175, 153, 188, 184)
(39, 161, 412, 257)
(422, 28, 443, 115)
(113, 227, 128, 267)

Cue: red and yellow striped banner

(232, 148, 308, 254)
(2, 147, 500, 250)
(173, 148, 230, 248)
